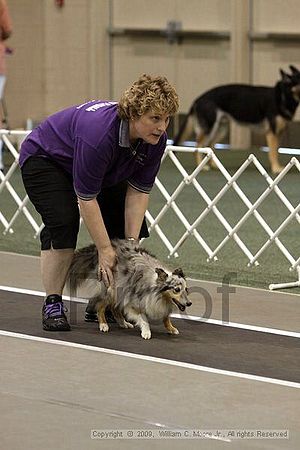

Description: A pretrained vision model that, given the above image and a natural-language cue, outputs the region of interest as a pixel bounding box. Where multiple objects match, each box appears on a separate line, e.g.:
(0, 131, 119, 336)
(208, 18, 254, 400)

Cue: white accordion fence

(0, 130, 43, 237)
(1, 130, 300, 291)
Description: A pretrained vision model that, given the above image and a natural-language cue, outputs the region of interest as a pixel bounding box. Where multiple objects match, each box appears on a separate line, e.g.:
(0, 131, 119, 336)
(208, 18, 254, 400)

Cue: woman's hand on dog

(98, 245, 117, 287)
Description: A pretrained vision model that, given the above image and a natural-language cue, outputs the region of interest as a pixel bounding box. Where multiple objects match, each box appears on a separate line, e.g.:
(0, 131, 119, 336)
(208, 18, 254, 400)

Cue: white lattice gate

(0, 130, 43, 237)
(145, 145, 300, 291)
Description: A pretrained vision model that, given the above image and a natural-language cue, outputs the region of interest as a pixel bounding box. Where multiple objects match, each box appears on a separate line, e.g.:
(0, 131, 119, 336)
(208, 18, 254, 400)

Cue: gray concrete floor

(1, 251, 300, 450)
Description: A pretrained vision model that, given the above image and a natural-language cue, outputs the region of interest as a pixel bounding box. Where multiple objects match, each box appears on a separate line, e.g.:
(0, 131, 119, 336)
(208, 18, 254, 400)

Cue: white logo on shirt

(85, 102, 117, 112)
(76, 100, 96, 109)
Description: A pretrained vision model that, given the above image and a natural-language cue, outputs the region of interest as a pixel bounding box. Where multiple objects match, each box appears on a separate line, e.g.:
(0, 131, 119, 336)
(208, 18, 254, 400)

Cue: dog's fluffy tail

(67, 244, 98, 294)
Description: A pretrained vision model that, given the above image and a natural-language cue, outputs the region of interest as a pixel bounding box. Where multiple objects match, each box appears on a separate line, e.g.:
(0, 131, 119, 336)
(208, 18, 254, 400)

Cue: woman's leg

(41, 248, 75, 296)
(97, 181, 149, 239)
(21, 156, 80, 330)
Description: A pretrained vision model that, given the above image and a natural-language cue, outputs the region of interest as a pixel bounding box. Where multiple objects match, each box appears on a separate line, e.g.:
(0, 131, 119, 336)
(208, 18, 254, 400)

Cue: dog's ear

(280, 69, 292, 82)
(173, 267, 185, 278)
(289, 65, 300, 75)
(155, 268, 168, 283)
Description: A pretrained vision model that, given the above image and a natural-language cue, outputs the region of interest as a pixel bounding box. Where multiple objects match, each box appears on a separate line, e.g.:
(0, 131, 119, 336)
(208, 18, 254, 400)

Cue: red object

(55, 0, 64, 7)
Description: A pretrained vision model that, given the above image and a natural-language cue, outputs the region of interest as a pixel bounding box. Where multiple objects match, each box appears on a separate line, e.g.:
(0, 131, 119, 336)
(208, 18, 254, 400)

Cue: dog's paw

(141, 328, 151, 339)
(209, 159, 218, 170)
(168, 327, 179, 335)
(119, 320, 134, 329)
(202, 164, 211, 172)
(271, 165, 284, 175)
(99, 323, 109, 332)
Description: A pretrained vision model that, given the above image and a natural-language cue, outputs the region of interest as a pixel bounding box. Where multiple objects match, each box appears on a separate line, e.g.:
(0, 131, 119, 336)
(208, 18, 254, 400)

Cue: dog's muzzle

(172, 298, 192, 311)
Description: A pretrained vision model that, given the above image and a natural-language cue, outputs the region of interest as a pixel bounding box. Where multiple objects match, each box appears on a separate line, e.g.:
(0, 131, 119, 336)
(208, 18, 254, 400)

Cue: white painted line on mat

(1, 285, 299, 338)
(0, 330, 299, 390)
(0, 285, 45, 297)
(171, 314, 300, 339)
(0, 285, 88, 304)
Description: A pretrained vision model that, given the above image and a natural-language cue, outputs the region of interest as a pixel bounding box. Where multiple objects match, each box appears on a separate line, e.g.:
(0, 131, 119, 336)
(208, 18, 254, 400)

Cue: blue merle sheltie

(67, 239, 192, 339)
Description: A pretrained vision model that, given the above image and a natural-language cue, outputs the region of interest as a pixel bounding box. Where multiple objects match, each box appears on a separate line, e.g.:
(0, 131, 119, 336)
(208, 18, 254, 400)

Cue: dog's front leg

(97, 301, 109, 332)
(195, 134, 205, 167)
(125, 307, 151, 339)
(163, 316, 179, 335)
(195, 134, 215, 170)
(266, 131, 284, 175)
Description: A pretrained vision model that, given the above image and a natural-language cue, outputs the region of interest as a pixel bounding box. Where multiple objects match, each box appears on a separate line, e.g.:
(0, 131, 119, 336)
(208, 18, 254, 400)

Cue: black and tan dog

(174, 65, 300, 174)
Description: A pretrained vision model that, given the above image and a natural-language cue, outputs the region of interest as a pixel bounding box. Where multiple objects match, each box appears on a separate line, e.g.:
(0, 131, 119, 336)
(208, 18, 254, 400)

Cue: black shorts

(21, 156, 149, 250)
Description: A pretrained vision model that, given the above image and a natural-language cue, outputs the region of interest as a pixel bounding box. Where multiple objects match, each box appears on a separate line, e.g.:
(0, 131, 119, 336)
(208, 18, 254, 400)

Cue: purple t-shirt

(19, 101, 167, 199)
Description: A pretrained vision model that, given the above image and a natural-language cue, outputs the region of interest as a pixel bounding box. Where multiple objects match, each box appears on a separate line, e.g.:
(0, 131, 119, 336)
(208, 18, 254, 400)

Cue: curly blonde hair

(118, 74, 179, 120)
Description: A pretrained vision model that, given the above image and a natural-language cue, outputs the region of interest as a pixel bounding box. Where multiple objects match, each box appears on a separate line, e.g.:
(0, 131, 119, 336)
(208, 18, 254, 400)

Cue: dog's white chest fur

(144, 296, 173, 322)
